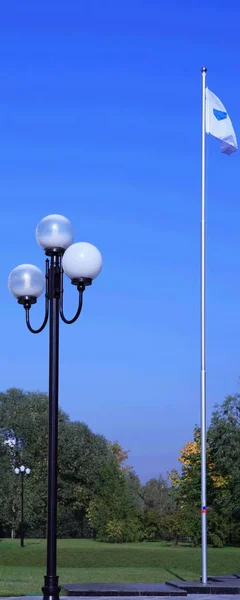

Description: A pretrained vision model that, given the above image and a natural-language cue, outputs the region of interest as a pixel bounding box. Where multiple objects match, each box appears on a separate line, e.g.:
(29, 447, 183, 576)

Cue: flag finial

(201, 67, 207, 73)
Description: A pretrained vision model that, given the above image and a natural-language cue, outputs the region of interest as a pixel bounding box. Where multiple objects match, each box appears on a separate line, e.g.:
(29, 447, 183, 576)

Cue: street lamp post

(8, 214, 102, 600)
(15, 465, 31, 547)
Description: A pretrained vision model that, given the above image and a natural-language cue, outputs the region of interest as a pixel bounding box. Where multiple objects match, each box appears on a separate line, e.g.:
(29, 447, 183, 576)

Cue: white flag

(206, 88, 238, 155)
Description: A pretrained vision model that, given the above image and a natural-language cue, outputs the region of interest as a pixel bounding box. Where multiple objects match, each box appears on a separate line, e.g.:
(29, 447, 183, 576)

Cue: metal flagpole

(201, 66, 207, 585)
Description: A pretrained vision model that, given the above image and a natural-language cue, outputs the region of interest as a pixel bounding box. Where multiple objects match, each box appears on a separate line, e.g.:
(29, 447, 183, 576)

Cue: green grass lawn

(0, 538, 240, 597)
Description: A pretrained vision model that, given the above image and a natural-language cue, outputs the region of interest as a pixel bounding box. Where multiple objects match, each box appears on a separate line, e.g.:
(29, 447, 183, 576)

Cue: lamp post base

(42, 575, 61, 600)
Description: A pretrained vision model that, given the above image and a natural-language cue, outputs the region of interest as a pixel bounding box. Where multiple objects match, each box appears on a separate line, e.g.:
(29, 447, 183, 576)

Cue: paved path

(2, 596, 240, 600)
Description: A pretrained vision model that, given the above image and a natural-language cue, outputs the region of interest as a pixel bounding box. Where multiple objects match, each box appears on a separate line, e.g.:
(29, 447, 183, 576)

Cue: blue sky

(1, 0, 240, 481)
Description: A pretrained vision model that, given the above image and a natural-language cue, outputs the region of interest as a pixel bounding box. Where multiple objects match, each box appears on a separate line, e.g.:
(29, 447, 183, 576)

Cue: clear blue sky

(2, 0, 240, 482)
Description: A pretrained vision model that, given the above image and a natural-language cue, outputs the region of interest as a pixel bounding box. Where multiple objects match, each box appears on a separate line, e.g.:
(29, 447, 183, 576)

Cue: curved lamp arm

(25, 260, 49, 334)
(60, 267, 83, 325)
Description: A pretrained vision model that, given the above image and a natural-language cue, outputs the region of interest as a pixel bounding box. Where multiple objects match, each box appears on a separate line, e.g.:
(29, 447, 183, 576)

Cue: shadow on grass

(25, 541, 42, 546)
(166, 569, 186, 582)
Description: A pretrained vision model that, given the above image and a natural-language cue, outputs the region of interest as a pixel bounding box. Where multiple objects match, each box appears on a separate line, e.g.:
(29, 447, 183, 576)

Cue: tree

(0, 389, 108, 537)
(143, 475, 173, 516)
(108, 441, 132, 473)
(57, 420, 110, 537)
(168, 424, 229, 547)
(208, 395, 240, 541)
(0, 389, 52, 536)
(0, 440, 17, 537)
(87, 455, 143, 542)
(159, 508, 189, 545)
(0, 388, 144, 541)
(169, 425, 228, 507)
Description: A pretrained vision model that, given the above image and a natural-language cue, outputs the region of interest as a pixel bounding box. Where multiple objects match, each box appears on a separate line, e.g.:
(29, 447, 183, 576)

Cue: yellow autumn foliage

(170, 433, 229, 490)
(179, 440, 200, 466)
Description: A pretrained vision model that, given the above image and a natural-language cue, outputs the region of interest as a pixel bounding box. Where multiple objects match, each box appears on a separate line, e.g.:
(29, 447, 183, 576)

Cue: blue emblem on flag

(213, 109, 227, 121)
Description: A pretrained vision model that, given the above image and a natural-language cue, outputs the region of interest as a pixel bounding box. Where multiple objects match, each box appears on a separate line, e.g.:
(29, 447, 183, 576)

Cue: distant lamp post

(15, 465, 31, 547)
(8, 214, 102, 600)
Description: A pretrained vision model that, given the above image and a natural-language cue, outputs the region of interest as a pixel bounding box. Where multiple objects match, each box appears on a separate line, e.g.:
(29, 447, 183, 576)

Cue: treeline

(0, 389, 240, 546)
(168, 394, 240, 547)
(0, 389, 173, 542)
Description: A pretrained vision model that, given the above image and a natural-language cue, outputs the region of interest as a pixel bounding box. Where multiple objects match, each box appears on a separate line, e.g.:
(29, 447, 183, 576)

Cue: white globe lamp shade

(36, 214, 74, 251)
(15, 468, 20, 475)
(20, 465, 25, 472)
(62, 242, 102, 282)
(25, 468, 31, 475)
(8, 264, 45, 300)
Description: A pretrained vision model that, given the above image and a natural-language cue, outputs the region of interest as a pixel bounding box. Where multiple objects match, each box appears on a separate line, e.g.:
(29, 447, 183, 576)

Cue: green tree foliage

(159, 508, 189, 545)
(208, 394, 240, 544)
(0, 388, 143, 541)
(141, 475, 174, 541)
(57, 420, 111, 538)
(2, 388, 240, 545)
(86, 452, 143, 542)
(0, 441, 18, 537)
(167, 397, 240, 547)
(0, 388, 67, 537)
(142, 475, 173, 515)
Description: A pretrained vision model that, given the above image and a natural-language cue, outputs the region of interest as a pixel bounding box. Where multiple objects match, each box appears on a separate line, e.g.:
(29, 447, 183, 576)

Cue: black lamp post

(15, 465, 31, 547)
(8, 214, 102, 600)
